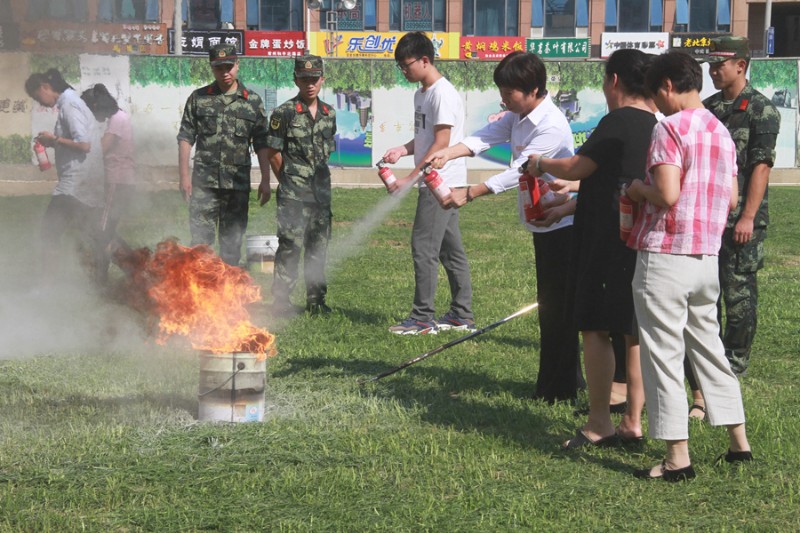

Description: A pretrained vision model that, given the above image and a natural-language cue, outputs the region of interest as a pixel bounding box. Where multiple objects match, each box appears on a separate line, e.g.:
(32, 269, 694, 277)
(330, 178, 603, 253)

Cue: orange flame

(117, 239, 276, 360)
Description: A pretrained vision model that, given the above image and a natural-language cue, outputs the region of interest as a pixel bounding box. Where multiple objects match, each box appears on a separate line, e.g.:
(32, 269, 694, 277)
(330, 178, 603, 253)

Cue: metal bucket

(198, 352, 266, 423)
(246, 234, 279, 273)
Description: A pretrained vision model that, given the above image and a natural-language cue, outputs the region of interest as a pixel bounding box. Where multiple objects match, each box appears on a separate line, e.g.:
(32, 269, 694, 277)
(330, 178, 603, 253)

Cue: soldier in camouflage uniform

(702, 36, 781, 377)
(177, 43, 270, 266)
(258, 55, 336, 316)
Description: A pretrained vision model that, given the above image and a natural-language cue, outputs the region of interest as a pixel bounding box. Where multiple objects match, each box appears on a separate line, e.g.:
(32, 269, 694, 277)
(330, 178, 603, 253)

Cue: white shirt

(53, 88, 104, 207)
(461, 96, 574, 233)
(413, 76, 467, 187)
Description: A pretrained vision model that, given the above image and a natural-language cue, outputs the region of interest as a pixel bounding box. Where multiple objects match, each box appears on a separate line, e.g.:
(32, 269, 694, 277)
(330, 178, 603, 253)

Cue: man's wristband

(535, 156, 544, 173)
(466, 186, 474, 202)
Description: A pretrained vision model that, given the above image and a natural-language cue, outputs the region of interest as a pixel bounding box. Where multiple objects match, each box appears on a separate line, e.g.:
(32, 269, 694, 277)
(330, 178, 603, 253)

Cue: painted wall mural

(1, 53, 798, 172)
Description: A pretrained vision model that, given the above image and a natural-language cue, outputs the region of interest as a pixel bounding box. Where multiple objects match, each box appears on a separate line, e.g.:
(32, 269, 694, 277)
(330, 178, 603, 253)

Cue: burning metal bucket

(246, 234, 279, 273)
(198, 352, 266, 423)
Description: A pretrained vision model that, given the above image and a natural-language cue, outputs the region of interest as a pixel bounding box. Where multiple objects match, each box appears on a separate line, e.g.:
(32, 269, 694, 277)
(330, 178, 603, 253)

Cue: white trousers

(633, 251, 745, 440)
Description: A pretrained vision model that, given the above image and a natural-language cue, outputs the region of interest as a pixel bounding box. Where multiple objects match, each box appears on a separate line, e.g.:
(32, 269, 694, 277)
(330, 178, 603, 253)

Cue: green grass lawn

(1, 187, 799, 531)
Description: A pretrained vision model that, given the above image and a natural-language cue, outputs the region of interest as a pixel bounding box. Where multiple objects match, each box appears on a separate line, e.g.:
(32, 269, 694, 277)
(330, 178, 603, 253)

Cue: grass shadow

(274, 354, 568, 454)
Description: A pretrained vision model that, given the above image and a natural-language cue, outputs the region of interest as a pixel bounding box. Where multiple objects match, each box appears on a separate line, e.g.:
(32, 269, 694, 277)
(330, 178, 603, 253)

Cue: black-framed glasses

(396, 58, 421, 72)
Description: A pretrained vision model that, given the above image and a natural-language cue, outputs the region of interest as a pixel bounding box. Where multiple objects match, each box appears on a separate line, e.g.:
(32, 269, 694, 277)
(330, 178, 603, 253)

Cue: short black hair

(645, 51, 703, 96)
(492, 51, 547, 97)
(605, 48, 651, 98)
(81, 83, 120, 120)
(24, 69, 72, 98)
(395, 31, 435, 64)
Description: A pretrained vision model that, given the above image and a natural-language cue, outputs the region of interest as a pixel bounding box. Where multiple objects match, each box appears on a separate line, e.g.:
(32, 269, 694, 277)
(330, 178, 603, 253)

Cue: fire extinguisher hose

(358, 303, 539, 385)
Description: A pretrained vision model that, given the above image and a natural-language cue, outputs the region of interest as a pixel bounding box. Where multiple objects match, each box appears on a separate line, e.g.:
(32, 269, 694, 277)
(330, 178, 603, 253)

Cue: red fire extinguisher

(34, 140, 52, 171)
(422, 164, 452, 205)
(376, 158, 397, 191)
(519, 170, 540, 222)
(619, 183, 637, 241)
(518, 161, 555, 222)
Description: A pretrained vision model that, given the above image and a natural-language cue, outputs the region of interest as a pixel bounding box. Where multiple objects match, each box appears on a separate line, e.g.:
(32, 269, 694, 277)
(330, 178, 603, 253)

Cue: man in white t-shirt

(382, 31, 474, 335)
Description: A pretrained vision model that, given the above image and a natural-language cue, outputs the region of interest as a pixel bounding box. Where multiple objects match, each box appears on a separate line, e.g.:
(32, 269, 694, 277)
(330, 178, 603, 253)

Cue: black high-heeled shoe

(634, 461, 696, 482)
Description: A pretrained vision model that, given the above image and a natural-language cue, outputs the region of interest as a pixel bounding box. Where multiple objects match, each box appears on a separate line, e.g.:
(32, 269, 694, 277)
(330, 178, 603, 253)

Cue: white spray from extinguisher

(34, 140, 52, 171)
(375, 158, 397, 191)
(422, 164, 452, 205)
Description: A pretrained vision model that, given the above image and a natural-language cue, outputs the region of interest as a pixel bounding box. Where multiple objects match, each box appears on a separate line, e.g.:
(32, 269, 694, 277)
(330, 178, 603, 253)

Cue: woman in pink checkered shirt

(626, 51, 752, 482)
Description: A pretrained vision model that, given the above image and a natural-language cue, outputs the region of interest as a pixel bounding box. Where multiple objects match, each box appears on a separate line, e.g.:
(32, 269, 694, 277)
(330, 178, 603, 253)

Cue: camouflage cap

(209, 43, 237, 65)
(295, 55, 324, 78)
(701, 36, 750, 63)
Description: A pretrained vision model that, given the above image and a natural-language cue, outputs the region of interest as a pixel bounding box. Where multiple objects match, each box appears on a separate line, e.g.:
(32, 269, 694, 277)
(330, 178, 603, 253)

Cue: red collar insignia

(295, 102, 304, 113)
(739, 99, 749, 111)
(321, 104, 329, 114)
(242, 88, 248, 99)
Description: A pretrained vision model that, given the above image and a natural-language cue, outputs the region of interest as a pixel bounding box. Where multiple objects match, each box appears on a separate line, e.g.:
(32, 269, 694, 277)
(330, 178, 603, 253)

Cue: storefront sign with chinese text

(670, 33, 730, 57)
(244, 31, 305, 57)
(460, 36, 525, 60)
(310, 31, 458, 59)
(601, 32, 668, 58)
(168, 30, 244, 56)
(20, 21, 167, 54)
(527, 38, 590, 59)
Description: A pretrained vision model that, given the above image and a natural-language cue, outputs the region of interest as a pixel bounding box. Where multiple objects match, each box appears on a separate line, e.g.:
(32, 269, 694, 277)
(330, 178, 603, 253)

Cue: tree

(30, 54, 80, 85)
(548, 60, 605, 93)
(750, 59, 798, 90)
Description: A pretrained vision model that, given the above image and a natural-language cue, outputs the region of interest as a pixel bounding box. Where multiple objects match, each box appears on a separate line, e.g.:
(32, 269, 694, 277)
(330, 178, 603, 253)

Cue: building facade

(3, 0, 799, 57)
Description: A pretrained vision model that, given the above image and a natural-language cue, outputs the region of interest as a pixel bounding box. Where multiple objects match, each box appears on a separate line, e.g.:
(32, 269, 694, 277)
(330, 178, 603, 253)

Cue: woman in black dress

(528, 49, 658, 448)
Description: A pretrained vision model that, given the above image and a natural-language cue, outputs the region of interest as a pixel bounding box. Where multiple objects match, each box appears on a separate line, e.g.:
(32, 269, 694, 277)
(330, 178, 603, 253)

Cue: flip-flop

(562, 428, 619, 450)
(572, 401, 627, 417)
(616, 429, 645, 445)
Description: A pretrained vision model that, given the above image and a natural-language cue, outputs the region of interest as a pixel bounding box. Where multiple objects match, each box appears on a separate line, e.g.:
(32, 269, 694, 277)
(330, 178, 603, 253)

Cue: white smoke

(326, 180, 419, 273)
(0, 232, 151, 360)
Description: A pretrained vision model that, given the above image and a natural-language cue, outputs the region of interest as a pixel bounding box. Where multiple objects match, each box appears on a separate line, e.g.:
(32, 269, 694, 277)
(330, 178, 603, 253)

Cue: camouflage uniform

(704, 83, 780, 375)
(177, 46, 268, 266)
(267, 86, 336, 306)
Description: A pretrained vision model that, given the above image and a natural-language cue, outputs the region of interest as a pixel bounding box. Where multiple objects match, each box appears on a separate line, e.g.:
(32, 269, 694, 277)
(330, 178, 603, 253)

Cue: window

(532, 0, 588, 37)
(674, 0, 730, 32)
(320, 0, 377, 31)
(605, 0, 663, 32)
(27, 0, 87, 21)
(248, 0, 302, 30)
(390, 0, 445, 32)
(462, 0, 518, 36)
(98, 0, 159, 22)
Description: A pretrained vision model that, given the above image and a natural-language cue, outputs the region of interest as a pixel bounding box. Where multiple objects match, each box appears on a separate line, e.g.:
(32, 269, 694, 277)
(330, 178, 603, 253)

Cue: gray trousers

(409, 187, 473, 321)
(634, 251, 745, 440)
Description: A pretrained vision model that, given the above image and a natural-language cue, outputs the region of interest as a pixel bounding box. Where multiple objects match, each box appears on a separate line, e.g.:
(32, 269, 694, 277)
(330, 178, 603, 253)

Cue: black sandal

(616, 427, 645, 446)
(688, 403, 706, 420)
(715, 449, 754, 465)
(562, 428, 619, 450)
(634, 460, 696, 482)
(572, 401, 627, 417)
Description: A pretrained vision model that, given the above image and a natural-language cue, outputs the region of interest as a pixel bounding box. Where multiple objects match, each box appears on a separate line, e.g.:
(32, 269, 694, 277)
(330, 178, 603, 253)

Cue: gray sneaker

(388, 317, 438, 335)
(435, 311, 476, 332)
